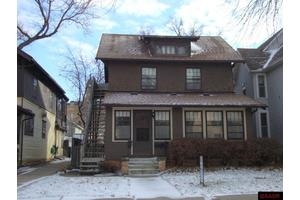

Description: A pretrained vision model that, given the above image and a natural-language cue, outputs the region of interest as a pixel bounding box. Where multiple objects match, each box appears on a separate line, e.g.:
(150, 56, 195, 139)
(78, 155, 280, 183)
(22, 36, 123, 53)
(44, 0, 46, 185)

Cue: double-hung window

(115, 111, 131, 140)
(42, 120, 46, 139)
(227, 111, 244, 139)
(260, 112, 269, 138)
(155, 111, 170, 140)
(257, 74, 266, 98)
(206, 111, 223, 139)
(186, 68, 201, 90)
(142, 67, 156, 89)
(185, 111, 203, 138)
(24, 118, 34, 136)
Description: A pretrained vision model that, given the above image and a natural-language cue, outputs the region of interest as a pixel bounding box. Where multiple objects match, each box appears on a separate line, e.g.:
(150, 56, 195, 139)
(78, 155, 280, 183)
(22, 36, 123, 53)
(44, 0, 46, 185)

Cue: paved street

(17, 158, 70, 186)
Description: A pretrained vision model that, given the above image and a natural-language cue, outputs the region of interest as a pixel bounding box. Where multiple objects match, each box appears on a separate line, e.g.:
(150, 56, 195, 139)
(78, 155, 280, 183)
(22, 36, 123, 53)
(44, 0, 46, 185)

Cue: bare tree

(61, 49, 104, 128)
(167, 17, 204, 36)
(139, 25, 155, 35)
(17, 0, 116, 49)
(168, 17, 184, 36)
(232, 0, 282, 31)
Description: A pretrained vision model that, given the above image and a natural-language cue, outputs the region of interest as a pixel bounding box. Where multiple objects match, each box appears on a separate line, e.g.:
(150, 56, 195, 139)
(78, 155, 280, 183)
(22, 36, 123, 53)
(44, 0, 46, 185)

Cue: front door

(133, 110, 152, 156)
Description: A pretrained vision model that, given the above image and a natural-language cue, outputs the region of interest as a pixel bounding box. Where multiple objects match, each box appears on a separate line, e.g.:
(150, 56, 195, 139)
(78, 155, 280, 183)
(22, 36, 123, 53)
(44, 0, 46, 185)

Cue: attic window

(156, 45, 187, 55)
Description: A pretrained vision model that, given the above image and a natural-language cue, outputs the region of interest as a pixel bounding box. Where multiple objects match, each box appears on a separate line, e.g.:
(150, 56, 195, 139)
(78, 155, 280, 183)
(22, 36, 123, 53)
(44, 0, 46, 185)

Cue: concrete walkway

(129, 177, 182, 199)
(17, 158, 70, 186)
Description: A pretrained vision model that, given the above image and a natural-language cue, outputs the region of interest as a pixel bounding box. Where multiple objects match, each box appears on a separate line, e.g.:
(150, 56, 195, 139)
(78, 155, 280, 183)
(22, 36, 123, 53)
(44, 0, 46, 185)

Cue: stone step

(128, 163, 159, 168)
(128, 161, 158, 165)
(129, 157, 158, 162)
(128, 169, 160, 175)
(80, 164, 99, 168)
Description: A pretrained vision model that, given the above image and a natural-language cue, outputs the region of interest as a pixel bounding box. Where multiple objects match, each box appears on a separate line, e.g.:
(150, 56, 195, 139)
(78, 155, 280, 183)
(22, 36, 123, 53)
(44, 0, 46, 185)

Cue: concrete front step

(128, 169, 160, 175)
(128, 157, 160, 176)
(128, 163, 158, 168)
(129, 157, 158, 161)
(128, 161, 158, 166)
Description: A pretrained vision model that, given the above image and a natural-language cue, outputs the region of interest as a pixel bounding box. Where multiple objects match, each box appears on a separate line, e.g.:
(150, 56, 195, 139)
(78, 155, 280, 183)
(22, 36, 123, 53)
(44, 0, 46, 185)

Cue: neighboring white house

(234, 29, 283, 143)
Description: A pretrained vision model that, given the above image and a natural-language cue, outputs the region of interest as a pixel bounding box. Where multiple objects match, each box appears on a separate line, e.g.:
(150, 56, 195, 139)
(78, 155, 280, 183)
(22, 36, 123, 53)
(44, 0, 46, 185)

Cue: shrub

(168, 138, 282, 167)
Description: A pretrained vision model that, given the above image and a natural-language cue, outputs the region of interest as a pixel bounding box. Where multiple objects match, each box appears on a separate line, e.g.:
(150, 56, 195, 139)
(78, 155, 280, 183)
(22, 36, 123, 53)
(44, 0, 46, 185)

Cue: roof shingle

(96, 34, 243, 62)
(103, 92, 265, 107)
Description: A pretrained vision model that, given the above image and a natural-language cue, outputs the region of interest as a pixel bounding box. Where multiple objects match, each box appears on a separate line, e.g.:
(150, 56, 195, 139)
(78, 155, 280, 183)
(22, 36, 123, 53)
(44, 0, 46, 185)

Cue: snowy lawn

(17, 167, 282, 200)
(162, 167, 282, 200)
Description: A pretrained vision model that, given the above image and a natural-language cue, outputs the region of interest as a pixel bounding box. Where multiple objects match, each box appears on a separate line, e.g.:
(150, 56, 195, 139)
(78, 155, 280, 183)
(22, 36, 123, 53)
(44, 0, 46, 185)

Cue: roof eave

(96, 57, 244, 63)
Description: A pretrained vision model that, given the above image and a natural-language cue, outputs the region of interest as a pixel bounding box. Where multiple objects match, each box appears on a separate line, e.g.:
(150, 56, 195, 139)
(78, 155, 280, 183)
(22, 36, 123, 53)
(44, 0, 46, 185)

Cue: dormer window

(162, 45, 175, 54)
(155, 45, 187, 55)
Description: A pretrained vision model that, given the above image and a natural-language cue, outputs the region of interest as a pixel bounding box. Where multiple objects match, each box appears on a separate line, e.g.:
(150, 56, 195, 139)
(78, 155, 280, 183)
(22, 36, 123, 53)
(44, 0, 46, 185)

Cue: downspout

(19, 61, 25, 167)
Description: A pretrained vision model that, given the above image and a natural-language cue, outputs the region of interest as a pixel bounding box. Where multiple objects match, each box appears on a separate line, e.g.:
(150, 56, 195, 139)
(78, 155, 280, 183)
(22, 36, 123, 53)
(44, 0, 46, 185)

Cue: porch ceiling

(102, 92, 266, 107)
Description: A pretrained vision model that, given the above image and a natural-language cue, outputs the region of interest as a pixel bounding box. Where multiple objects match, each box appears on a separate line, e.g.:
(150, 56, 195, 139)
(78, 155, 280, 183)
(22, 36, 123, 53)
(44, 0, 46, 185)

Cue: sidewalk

(212, 194, 257, 200)
(17, 157, 70, 186)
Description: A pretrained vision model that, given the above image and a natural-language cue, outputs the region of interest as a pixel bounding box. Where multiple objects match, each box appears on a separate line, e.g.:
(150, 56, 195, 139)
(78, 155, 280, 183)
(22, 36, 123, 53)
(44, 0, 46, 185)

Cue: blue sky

(18, 0, 282, 101)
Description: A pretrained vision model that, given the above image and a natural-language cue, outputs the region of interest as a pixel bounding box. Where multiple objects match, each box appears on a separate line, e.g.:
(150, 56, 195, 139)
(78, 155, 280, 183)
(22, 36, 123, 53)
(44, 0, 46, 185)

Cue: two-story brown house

(92, 34, 265, 164)
(17, 49, 68, 166)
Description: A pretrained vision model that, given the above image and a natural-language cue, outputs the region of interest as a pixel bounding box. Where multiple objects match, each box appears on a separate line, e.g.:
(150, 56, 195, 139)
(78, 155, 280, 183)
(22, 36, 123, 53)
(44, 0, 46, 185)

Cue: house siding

(234, 63, 254, 97)
(18, 66, 57, 114)
(172, 107, 183, 139)
(104, 106, 131, 160)
(266, 65, 283, 142)
(106, 61, 233, 93)
(18, 98, 64, 162)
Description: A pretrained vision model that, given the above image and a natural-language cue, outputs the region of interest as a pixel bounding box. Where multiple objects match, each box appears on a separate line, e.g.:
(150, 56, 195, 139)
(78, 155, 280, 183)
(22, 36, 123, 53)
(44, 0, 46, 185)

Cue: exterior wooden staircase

(80, 80, 106, 174)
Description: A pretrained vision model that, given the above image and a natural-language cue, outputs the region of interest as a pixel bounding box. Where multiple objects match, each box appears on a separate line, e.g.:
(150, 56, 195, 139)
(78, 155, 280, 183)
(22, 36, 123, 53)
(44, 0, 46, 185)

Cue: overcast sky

(18, 0, 282, 101)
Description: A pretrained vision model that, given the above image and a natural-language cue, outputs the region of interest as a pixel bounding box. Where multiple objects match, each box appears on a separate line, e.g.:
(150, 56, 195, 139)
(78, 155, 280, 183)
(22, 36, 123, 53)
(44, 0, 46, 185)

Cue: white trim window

(24, 117, 34, 136)
(259, 111, 269, 138)
(186, 68, 201, 90)
(154, 111, 170, 140)
(226, 111, 244, 140)
(185, 111, 203, 138)
(42, 120, 46, 139)
(114, 110, 131, 140)
(206, 111, 223, 139)
(257, 74, 267, 98)
(142, 67, 156, 89)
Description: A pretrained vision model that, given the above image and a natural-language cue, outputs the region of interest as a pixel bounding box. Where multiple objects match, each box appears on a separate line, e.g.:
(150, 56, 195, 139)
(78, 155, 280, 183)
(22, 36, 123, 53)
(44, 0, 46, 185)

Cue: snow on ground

(18, 175, 131, 200)
(18, 168, 282, 200)
(49, 157, 71, 164)
(162, 167, 282, 200)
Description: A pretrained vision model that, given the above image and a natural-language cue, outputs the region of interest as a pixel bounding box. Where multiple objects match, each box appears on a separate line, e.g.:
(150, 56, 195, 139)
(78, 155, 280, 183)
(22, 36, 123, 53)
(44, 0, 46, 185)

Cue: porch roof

(102, 92, 266, 107)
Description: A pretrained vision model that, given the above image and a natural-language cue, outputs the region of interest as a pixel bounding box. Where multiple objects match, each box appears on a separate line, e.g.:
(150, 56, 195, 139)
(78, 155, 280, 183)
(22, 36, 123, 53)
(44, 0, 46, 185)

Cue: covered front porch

(103, 92, 265, 159)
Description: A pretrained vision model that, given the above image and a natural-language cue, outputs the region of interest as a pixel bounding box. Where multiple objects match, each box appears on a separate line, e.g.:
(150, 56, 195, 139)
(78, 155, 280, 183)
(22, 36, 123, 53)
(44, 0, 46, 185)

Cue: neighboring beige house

(17, 49, 68, 166)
